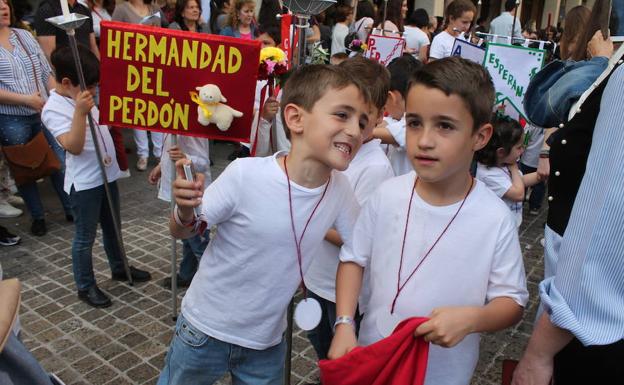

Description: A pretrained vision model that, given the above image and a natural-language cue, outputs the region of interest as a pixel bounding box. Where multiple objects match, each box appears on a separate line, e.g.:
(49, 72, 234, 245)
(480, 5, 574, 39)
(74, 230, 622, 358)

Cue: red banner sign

(99, 21, 261, 142)
(281, 14, 298, 68)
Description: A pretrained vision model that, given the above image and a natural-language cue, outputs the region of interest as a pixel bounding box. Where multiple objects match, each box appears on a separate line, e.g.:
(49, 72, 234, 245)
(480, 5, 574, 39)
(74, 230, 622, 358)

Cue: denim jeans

(0, 333, 53, 385)
(69, 181, 124, 290)
(179, 230, 209, 281)
(0, 113, 71, 219)
(158, 314, 286, 385)
(520, 163, 545, 210)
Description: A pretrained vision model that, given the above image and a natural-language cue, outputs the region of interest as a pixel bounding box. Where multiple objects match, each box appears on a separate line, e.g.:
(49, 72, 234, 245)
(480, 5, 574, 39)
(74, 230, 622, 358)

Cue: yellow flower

(361, 43, 368, 51)
(260, 47, 287, 63)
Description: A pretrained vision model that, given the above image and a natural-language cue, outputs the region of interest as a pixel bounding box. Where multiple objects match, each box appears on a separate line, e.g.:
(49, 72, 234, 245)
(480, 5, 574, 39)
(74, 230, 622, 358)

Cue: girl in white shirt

(475, 115, 543, 227)
(429, 0, 475, 60)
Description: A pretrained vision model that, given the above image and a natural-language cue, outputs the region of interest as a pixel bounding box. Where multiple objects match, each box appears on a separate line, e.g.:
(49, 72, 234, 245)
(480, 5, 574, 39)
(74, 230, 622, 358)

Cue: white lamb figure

(195, 84, 243, 131)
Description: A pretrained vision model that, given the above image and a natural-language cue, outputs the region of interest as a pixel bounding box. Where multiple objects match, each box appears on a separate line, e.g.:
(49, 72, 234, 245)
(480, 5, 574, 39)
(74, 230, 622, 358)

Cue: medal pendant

(103, 155, 113, 167)
(294, 297, 322, 331)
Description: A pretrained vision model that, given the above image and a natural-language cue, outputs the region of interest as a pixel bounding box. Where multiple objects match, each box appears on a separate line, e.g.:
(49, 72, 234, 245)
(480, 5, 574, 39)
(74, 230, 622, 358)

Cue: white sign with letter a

(483, 43, 545, 119)
(364, 34, 405, 66)
(451, 38, 485, 64)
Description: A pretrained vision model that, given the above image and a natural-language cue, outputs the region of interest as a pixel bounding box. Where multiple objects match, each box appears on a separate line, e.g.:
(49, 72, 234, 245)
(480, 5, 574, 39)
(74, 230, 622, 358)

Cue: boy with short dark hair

(328, 57, 528, 385)
(42, 45, 151, 308)
(157, 64, 371, 384)
(374, 55, 423, 175)
(305, 56, 394, 359)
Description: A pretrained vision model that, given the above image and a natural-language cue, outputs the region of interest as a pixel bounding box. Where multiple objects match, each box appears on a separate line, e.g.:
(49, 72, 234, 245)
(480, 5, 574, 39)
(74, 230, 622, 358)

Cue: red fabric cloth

(319, 317, 430, 385)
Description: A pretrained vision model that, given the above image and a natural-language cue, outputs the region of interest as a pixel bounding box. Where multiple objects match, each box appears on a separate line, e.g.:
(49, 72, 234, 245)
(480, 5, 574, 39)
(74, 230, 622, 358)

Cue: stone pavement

(0, 137, 546, 385)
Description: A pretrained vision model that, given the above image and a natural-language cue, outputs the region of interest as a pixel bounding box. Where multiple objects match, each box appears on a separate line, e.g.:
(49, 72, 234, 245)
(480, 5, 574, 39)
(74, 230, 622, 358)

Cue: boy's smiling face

(285, 85, 369, 171)
(405, 84, 490, 184)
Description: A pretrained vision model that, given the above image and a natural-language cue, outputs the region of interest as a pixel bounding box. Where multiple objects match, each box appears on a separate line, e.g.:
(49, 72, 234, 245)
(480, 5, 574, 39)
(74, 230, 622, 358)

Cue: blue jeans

(158, 314, 286, 385)
(179, 230, 209, 281)
(0, 114, 71, 219)
(69, 181, 124, 290)
(520, 163, 545, 210)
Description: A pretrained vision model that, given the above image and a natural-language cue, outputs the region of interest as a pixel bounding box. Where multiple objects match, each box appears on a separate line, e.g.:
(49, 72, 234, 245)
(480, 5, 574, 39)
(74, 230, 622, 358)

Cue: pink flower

(266, 60, 276, 74)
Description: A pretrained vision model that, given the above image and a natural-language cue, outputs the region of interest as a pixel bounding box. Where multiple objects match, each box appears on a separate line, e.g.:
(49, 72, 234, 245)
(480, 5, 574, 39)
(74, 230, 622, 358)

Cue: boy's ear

(472, 123, 493, 151)
(282, 103, 305, 136)
(60, 77, 73, 87)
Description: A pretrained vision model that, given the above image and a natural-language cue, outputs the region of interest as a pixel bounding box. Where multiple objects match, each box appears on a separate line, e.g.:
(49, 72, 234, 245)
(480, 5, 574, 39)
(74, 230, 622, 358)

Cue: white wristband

(333, 315, 356, 331)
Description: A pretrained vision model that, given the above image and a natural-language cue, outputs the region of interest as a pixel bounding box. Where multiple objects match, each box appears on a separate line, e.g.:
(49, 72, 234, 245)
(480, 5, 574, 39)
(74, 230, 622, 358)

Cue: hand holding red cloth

(319, 317, 430, 385)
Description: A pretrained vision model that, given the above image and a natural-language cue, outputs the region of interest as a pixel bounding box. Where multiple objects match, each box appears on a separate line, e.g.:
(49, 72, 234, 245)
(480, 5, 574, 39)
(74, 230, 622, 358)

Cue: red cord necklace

(391, 175, 474, 313)
(283, 155, 331, 330)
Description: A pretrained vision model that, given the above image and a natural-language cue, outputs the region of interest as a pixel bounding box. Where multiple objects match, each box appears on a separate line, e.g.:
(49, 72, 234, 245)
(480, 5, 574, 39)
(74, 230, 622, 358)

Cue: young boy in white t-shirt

(304, 56, 395, 360)
(157, 65, 371, 385)
(328, 57, 528, 385)
(42, 46, 151, 309)
(373, 55, 423, 176)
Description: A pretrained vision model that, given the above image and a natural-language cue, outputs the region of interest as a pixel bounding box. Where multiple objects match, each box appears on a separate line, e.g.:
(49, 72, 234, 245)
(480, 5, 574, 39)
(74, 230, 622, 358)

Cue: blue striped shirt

(539, 64, 624, 346)
(0, 28, 51, 116)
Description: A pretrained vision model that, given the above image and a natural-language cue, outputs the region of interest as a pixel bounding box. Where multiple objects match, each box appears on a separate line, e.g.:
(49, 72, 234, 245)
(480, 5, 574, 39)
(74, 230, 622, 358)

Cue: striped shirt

(539, 64, 624, 346)
(0, 28, 51, 116)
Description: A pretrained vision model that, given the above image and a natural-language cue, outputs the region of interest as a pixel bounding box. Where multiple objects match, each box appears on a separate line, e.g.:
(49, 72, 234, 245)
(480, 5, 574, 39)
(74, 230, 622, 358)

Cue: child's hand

(261, 97, 279, 121)
(148, 164, 161, 185)
(75, 91, 94, 116)
(327, 324, 358, 360)
(168, 145, 187, 162)
(24, 92, 44, 113)
(173, 159, 204, 220)
(414, 307, 479, 348)
(507, 162, 519, 170)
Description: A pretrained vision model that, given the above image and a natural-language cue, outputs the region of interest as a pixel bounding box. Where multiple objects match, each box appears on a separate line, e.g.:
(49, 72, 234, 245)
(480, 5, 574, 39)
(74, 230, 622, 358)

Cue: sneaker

(0, 202, 22, 218)
(0, 226, 20, 246)
(30, 219, 47, 236)
(162, 275, 192, 289)
(111, 266, 152, 283)
(6, 195, 24, 206)
(78, 285, 112, 308)
(119, 169, 131, 179)
(136, 157, 148, 171)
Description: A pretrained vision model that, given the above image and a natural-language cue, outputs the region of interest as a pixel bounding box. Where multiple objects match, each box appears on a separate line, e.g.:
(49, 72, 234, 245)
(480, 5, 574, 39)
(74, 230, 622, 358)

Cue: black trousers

(553, 338, 624, 384)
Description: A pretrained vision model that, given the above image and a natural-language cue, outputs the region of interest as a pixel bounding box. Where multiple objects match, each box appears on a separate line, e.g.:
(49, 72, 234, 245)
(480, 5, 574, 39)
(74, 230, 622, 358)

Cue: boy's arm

(521, 172, 542, 188)
(414, 297, 523, 348)
(503, 163, 526, 202)
(373, 122, 399, 146)
(327, 261, 363, 359)
(325, 229, 343, 247)
(56, 91, 93, 155)
(169, 159, 206, 239)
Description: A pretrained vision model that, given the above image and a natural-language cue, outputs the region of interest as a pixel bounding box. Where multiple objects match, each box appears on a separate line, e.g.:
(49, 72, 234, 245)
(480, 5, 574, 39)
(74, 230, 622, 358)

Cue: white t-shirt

(157, 135, 212, 202)
(403, 26, 430, 57)
(181, 153, 360, 350)
(331, 23, 350, 54)
(340, 173, 527, 385)
(43, 90, 122, 194)
(383, 116, 413, 176)
(489, 12, 522, 44)
(476, 163, 523, 227)
(305, 139, 394, 302)
(520, 123, 544, 169)
(430, 31, 464, 59)
(353, 17, 374, 42)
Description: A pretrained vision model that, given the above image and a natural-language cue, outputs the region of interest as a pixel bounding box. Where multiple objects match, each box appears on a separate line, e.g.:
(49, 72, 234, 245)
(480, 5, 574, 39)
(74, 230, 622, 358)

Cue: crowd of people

(0, 0, 623, 384)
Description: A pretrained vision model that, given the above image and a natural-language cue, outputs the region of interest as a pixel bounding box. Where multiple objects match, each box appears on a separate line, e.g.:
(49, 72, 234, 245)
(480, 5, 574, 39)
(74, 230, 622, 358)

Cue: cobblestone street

(0, 137, 546, 385)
